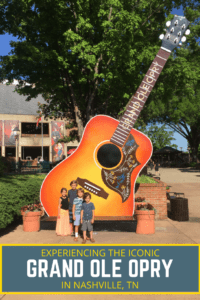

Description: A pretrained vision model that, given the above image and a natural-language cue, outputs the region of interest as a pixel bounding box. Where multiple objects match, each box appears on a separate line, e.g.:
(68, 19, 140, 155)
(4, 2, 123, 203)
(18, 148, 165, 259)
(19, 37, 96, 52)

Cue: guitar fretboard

(110, 48, 171, 147)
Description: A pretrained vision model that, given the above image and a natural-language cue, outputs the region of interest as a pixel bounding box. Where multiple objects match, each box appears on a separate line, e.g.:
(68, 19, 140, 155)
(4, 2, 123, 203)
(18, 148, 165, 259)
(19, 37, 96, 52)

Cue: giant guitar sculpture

(40, 15, 190, 219)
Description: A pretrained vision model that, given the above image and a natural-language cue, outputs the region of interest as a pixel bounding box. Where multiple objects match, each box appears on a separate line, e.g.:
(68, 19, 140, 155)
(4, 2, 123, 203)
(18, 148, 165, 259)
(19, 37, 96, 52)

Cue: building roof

(0, 83, 46, 115)
(154, 146, 182, 154)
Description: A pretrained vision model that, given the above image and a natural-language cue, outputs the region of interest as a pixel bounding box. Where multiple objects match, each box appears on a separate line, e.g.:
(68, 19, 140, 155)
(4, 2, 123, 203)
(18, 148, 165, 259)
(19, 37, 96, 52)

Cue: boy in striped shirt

(72, 188, 84, 242)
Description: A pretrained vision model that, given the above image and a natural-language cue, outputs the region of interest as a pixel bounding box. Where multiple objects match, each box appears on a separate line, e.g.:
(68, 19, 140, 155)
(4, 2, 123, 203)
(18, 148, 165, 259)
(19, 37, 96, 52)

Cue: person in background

(68, 180, 78, 235)
(73, 188, 84, 242)
(155, 160, 160, 177)
(149, 159, 154, 171)
(56, 188, 71, 236)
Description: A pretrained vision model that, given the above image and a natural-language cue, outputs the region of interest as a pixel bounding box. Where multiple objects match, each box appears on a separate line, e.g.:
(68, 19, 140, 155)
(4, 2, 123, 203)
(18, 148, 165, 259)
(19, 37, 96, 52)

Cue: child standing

(68, 180, 78, 234)
(56, 188, 71, 236)
(73, 188, 84, 242)
(81, 192, 95, 244)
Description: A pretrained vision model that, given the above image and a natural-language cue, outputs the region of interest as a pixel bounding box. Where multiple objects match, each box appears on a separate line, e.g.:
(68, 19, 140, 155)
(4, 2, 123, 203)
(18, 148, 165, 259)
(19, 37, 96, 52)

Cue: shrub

(189, 162, 197, 168)
(0, 174, 46, 229)
(0, 156, 5, 176)
(135, 197, 145, 202)
(136, 203, 157, 214)
(170, 163, 176, 167)
(21, 203, 43, 212)
(0, 157, 13, 173)
(181, 162, 190, 168)
(136, 175, 157, 184)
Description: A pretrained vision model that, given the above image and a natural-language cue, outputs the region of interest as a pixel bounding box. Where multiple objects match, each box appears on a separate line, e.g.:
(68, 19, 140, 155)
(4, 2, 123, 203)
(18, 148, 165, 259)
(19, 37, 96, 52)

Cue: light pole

(13, 126, 20, 163)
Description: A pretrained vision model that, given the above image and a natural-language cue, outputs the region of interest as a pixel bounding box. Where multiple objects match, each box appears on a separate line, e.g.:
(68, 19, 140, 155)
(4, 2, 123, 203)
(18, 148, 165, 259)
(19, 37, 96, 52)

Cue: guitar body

(40, 115, 152, 217)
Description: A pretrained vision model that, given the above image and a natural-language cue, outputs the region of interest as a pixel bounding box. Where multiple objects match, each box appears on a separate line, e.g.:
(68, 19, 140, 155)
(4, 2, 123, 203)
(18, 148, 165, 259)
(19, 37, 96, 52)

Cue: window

(21, 146, 49, 161)
(21, 122, 49, 136)
(5, 147, 16, 157)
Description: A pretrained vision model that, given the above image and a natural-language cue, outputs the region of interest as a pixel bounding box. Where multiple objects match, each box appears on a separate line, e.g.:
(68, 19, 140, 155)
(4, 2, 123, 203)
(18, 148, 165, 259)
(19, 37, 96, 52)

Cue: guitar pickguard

(101, 134, 140, 203)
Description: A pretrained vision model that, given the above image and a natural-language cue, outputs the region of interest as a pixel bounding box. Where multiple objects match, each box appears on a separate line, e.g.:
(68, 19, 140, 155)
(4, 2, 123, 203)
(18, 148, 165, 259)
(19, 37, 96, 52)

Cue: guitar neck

(110, 47, 171, 147)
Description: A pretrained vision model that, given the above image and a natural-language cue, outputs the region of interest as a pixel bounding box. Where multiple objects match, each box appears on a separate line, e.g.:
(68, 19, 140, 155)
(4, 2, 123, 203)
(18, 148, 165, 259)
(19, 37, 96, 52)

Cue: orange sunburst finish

(40, 115, 152, 217)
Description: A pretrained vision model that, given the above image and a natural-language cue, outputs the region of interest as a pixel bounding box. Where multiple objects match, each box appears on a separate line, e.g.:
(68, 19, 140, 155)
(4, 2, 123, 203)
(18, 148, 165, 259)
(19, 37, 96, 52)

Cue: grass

(136, 175, 157, 184)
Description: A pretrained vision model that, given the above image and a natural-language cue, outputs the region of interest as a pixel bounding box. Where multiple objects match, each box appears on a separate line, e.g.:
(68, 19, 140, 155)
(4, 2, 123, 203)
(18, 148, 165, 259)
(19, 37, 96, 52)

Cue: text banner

(1, 245, 199, 293)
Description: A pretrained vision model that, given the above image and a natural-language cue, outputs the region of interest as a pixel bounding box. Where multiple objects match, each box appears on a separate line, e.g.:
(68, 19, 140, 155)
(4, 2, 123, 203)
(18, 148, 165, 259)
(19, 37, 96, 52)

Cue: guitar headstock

(159, 15, 190, 51)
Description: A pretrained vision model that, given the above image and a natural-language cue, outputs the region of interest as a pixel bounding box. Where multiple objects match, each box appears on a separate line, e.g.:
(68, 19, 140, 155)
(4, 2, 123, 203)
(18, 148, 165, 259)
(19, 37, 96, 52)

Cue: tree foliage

(136, 123, 177, 151)
(141, 5, 200, 161)
(0, 0, 195, 139)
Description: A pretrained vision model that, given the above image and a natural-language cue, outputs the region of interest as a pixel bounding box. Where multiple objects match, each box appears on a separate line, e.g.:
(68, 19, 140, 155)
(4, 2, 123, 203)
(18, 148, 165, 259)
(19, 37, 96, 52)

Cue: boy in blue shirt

(81, 192, 95, 244)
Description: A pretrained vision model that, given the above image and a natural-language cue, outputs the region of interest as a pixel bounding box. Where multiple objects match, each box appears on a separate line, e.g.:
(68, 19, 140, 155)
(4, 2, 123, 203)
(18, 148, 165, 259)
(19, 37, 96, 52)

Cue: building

(0, 82, 78, 162)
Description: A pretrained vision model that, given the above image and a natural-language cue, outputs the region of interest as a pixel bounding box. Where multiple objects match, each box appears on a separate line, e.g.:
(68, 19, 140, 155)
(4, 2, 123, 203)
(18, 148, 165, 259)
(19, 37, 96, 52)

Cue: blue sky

(0, 6, 188, 150)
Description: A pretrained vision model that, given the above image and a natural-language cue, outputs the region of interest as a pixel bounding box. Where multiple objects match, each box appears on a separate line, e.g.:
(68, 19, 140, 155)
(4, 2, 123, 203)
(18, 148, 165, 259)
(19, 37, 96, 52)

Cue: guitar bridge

(77, 177, 109, 199)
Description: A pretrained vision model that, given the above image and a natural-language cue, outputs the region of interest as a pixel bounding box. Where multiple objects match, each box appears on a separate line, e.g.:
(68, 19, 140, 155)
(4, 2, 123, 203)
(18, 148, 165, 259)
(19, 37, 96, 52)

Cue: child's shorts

(82, 220, 93, 231)
(74, 214, 81, 226)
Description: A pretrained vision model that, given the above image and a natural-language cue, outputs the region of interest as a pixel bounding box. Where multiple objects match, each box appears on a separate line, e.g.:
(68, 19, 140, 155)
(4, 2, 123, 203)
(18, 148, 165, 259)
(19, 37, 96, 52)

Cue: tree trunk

(188, 140, 200, 163)
(190, 147, 200, 163)
(65, 73, 84, 140)
(189, 126, 200, 163)
(74, 105, 84, 140)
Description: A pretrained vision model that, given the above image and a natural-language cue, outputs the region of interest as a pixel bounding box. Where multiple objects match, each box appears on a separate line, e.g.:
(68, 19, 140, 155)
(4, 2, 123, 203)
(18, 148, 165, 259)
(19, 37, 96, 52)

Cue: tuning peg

(181, 36, 186, 42)
(159, 34, 165, 40)
(166, 21, 171, 27)
(185, 29, 190, 35)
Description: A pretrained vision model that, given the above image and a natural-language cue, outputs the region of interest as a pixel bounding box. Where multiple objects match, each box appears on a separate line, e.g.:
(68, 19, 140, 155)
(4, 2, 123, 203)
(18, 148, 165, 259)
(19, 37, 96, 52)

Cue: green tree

(136, 123, 177, 151)
(137, 6, 200, 162)
(0, 0, 196, 139)
(144, 45, 200, 161)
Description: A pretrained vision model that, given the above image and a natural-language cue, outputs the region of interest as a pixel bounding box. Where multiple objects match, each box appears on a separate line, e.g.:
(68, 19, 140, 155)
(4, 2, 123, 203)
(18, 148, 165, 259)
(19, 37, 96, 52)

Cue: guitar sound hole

(97, 143, 122, 168)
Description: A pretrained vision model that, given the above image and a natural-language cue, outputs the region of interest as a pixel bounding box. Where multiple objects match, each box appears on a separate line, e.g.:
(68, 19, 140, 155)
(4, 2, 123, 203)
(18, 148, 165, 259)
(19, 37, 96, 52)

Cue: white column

(18, 121, 21, 159)
(2, 120, 5, 157)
